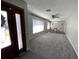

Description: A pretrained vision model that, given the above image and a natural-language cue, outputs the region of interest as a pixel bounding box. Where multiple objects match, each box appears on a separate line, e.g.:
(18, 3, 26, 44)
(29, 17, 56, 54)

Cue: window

(47, 22, 50, 29)
(15, 13, 23, 50)
(33, 19, 44, 34)
(1, 10, 11, 49)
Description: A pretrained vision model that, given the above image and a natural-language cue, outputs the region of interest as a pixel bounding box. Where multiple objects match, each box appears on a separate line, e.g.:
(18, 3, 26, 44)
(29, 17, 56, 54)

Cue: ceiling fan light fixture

(46, 9, 51, 12)
(52, 13, 60, 18)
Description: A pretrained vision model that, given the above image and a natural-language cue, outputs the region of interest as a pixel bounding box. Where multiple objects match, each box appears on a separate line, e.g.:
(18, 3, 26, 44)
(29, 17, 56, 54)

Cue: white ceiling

(24, 0, 77, 21)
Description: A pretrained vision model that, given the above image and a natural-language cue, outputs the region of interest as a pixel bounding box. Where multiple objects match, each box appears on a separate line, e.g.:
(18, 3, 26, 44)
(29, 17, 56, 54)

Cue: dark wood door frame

(1, 1, 27, 59)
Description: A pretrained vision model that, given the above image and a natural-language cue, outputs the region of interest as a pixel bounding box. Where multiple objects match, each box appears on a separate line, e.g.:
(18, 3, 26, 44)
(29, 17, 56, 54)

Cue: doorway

(1, 1, 26, 59)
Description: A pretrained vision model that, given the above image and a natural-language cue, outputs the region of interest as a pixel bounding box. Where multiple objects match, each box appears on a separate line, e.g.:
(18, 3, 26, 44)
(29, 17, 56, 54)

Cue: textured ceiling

(24, 0, 77, 21)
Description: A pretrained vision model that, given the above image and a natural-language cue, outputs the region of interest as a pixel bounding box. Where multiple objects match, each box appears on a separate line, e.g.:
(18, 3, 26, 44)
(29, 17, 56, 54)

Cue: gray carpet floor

(19, 32, 77, 59)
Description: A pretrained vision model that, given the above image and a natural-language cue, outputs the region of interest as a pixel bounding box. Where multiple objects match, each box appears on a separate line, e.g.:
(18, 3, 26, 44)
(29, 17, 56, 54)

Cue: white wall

(3, 0, 30, 50)
(64, 16, 78, 55)
(64, 0, 78, 55)
(27, 13, 33, 40)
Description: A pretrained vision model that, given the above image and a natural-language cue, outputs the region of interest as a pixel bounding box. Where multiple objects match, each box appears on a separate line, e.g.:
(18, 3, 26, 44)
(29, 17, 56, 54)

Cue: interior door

(1, 1, 26, 59)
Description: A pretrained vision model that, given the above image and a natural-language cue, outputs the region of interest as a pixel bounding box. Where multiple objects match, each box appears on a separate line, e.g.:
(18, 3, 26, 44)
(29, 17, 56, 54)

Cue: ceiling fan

(52, 13, 60, 18)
